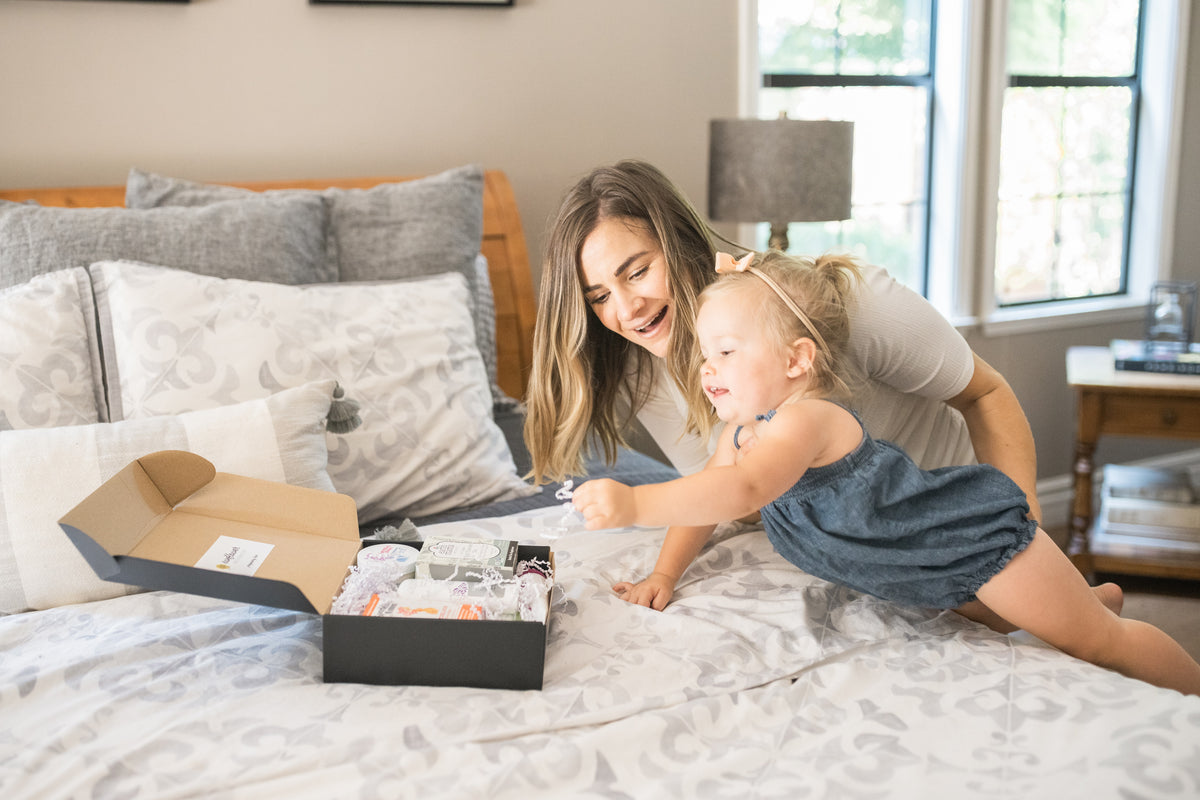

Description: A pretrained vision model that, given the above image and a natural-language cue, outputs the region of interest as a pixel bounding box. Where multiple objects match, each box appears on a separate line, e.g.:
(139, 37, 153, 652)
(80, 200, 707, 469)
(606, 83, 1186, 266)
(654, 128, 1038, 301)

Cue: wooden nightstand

(1067, 346, 1200, 580)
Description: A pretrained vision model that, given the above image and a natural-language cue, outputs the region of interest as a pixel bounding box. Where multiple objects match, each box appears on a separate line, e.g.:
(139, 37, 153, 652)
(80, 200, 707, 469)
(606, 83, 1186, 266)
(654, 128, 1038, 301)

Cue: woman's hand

(571, 478, 637, 530)
(612, 572, 677, 611)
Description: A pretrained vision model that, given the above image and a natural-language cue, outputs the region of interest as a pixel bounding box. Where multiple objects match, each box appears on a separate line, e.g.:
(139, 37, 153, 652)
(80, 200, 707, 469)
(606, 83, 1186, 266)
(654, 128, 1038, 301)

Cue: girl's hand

(571, 478, 637, 530)
(612, 572, 676, 611)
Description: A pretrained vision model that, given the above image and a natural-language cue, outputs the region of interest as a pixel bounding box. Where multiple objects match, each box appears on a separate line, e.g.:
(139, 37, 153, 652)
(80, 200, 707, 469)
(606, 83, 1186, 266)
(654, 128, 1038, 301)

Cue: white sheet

(2, 509, 1198, 799)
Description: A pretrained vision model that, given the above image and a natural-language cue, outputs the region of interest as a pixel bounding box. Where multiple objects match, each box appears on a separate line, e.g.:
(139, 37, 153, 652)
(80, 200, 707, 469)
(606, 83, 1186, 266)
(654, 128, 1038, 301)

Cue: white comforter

(2, 509, 1198, 799)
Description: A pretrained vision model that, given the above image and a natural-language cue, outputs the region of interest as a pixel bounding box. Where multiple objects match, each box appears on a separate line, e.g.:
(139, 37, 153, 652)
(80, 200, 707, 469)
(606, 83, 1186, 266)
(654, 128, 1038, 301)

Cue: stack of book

(1094, 464, 1200, 555)
(1111, 338, 1200, 375)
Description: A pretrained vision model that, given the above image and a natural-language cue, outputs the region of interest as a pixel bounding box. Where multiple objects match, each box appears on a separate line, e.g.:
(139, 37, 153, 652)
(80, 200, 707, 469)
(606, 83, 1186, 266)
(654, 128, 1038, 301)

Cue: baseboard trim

(1037, 448, 1200, 529)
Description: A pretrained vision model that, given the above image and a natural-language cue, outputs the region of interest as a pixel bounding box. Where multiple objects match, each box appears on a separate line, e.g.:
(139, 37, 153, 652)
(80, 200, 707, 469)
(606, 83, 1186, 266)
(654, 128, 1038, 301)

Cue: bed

(2, 168, 1199, 799)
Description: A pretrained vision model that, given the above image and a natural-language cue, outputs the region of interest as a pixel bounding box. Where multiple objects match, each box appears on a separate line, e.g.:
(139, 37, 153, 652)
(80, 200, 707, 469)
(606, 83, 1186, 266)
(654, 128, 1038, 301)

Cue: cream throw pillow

(0, 380, 339, 614)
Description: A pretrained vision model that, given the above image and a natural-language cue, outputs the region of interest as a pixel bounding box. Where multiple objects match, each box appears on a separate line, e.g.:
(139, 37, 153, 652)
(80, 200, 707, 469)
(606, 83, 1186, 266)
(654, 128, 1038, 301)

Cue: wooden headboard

(0, 171, 536, 401)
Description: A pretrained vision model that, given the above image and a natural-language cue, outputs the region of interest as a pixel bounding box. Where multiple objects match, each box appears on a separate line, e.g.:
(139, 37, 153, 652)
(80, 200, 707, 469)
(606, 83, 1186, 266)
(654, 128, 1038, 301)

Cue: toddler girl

(572, 250, 1200, 696)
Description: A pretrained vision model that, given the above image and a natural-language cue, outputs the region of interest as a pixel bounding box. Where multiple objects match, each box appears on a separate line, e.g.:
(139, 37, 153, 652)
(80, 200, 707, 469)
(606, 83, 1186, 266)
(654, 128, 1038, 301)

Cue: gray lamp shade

(708, 118, 854, 225)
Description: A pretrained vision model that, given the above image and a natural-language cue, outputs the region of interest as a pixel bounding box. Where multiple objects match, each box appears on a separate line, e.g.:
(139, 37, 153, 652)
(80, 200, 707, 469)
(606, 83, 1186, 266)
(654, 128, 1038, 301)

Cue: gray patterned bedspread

(3, 510, 1199, 799)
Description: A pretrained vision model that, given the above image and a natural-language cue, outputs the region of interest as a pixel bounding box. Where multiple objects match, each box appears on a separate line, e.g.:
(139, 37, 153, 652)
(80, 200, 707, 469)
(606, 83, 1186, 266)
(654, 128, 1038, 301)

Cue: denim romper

(739, 403, 1038, 609)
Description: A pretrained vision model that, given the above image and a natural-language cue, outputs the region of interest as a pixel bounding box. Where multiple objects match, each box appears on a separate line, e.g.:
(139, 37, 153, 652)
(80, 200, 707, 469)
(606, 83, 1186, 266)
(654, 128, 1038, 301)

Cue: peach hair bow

(715, 251, 755, 274)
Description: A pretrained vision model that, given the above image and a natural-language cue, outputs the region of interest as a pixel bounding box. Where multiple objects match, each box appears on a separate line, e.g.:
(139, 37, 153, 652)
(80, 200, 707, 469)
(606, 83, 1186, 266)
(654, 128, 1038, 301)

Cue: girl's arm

(612, 523, 716, 610)
(574, 401, 842, 529)
(606, 427, 740, 610)
(590, 401, 858, 610)
(572, 448, 781, 529)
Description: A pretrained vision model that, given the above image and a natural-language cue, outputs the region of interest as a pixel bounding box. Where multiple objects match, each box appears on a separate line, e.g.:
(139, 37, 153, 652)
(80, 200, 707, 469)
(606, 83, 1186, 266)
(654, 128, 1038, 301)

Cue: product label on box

(195, 535, 274, 576)
(415, 536, 520, 581)
(427, 540, 503, 561)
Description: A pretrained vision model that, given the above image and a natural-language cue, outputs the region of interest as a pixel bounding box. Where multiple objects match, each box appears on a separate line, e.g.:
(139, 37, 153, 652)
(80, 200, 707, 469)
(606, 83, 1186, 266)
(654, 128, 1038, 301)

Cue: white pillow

(89, 260, 536, 523)
(0, 268, 106, 430)
(0, 380, 339, 614)
(123, 165, 515, 406)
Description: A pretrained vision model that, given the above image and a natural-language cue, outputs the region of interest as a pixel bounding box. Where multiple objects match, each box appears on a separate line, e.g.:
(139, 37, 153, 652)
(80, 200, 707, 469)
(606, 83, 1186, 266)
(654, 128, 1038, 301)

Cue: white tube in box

(362, 594, 483, 620)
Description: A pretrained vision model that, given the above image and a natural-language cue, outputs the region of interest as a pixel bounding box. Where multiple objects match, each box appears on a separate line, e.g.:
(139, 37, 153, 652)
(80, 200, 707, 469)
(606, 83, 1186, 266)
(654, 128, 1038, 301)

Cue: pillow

(470, 253, 502, 401)
(0, 193, 333, 291)
(125, 165, 509, 405)
(0, 268, 106, 429)
(90, 260, 536, 523)
(0, 380, 339, 614)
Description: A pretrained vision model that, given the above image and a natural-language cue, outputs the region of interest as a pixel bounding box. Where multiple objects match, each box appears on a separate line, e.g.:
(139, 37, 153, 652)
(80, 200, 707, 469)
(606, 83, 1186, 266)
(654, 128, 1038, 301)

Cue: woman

(523, 159, 1041, 522)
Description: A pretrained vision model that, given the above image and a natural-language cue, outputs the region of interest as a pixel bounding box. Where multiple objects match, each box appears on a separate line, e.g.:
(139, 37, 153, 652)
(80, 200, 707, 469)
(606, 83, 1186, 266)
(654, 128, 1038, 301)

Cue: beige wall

(3, 0, 1199, 488)
(0, 0, 739, 276)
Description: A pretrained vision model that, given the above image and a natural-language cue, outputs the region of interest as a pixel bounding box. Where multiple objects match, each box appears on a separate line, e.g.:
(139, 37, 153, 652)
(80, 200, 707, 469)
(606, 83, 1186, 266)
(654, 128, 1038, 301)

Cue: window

(996, 0, 1141, 306)
(746, 0, 1189, 330)
(756, 0, 934, 291)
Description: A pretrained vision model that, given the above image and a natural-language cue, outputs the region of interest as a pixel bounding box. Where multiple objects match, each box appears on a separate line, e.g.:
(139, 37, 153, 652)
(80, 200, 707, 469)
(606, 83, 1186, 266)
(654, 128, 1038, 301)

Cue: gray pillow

(0, 194, 332, 290)
(125, 165, 507, 404)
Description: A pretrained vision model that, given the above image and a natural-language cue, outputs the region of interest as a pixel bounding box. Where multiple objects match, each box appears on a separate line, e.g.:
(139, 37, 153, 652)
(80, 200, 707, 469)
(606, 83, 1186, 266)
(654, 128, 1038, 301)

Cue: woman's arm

(849, 264, 1040, 510)
(948, 352, 1042, 521)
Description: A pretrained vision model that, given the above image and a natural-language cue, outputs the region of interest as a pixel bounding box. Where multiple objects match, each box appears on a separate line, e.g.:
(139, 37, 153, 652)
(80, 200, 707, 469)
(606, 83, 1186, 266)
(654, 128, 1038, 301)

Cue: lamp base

(768, 223, 789, 252)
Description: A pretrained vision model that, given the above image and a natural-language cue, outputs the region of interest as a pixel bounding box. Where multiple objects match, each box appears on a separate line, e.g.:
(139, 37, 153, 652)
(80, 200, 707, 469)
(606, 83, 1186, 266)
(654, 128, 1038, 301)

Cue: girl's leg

(974, 529, 1200, 696)
(955, 600, 1018, 633)
(956, 582, 1124, 634)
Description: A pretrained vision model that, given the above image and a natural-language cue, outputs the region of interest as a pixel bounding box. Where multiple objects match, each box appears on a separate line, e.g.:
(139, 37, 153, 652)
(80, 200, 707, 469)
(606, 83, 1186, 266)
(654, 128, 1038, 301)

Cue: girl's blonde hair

(685, 250, 863, 439)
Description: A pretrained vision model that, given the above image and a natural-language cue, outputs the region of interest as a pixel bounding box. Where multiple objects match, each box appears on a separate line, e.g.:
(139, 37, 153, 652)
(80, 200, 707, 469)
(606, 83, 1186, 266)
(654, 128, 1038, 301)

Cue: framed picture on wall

(311, 0, 513, 6)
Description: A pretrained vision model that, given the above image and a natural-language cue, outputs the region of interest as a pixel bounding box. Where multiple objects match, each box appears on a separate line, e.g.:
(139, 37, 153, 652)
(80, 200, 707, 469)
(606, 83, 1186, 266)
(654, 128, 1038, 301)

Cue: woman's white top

(636, 263, 977, 475)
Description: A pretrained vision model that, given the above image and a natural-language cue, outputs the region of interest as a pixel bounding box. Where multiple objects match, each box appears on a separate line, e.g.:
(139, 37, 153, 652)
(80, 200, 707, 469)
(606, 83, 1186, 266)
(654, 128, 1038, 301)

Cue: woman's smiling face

(579, 216, 674, 358)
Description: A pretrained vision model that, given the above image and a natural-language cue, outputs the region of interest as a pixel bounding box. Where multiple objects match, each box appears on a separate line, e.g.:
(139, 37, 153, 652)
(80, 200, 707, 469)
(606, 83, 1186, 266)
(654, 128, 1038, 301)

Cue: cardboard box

(58, 450, 552, 690)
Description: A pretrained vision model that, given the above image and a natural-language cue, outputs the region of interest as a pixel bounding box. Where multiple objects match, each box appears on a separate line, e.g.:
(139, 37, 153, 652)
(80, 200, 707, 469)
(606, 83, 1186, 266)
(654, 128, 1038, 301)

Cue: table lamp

(708, 115, 854, 251)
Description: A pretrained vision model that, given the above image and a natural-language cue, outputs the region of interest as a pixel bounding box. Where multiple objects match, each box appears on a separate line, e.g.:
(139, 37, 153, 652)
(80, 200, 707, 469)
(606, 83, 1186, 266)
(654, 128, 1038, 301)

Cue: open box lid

(58, 450, 360, 615)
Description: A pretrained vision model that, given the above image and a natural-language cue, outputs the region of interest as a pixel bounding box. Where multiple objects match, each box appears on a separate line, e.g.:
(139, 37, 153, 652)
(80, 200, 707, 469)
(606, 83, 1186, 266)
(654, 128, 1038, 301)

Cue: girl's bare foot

(1094, 581, 1124, 616)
